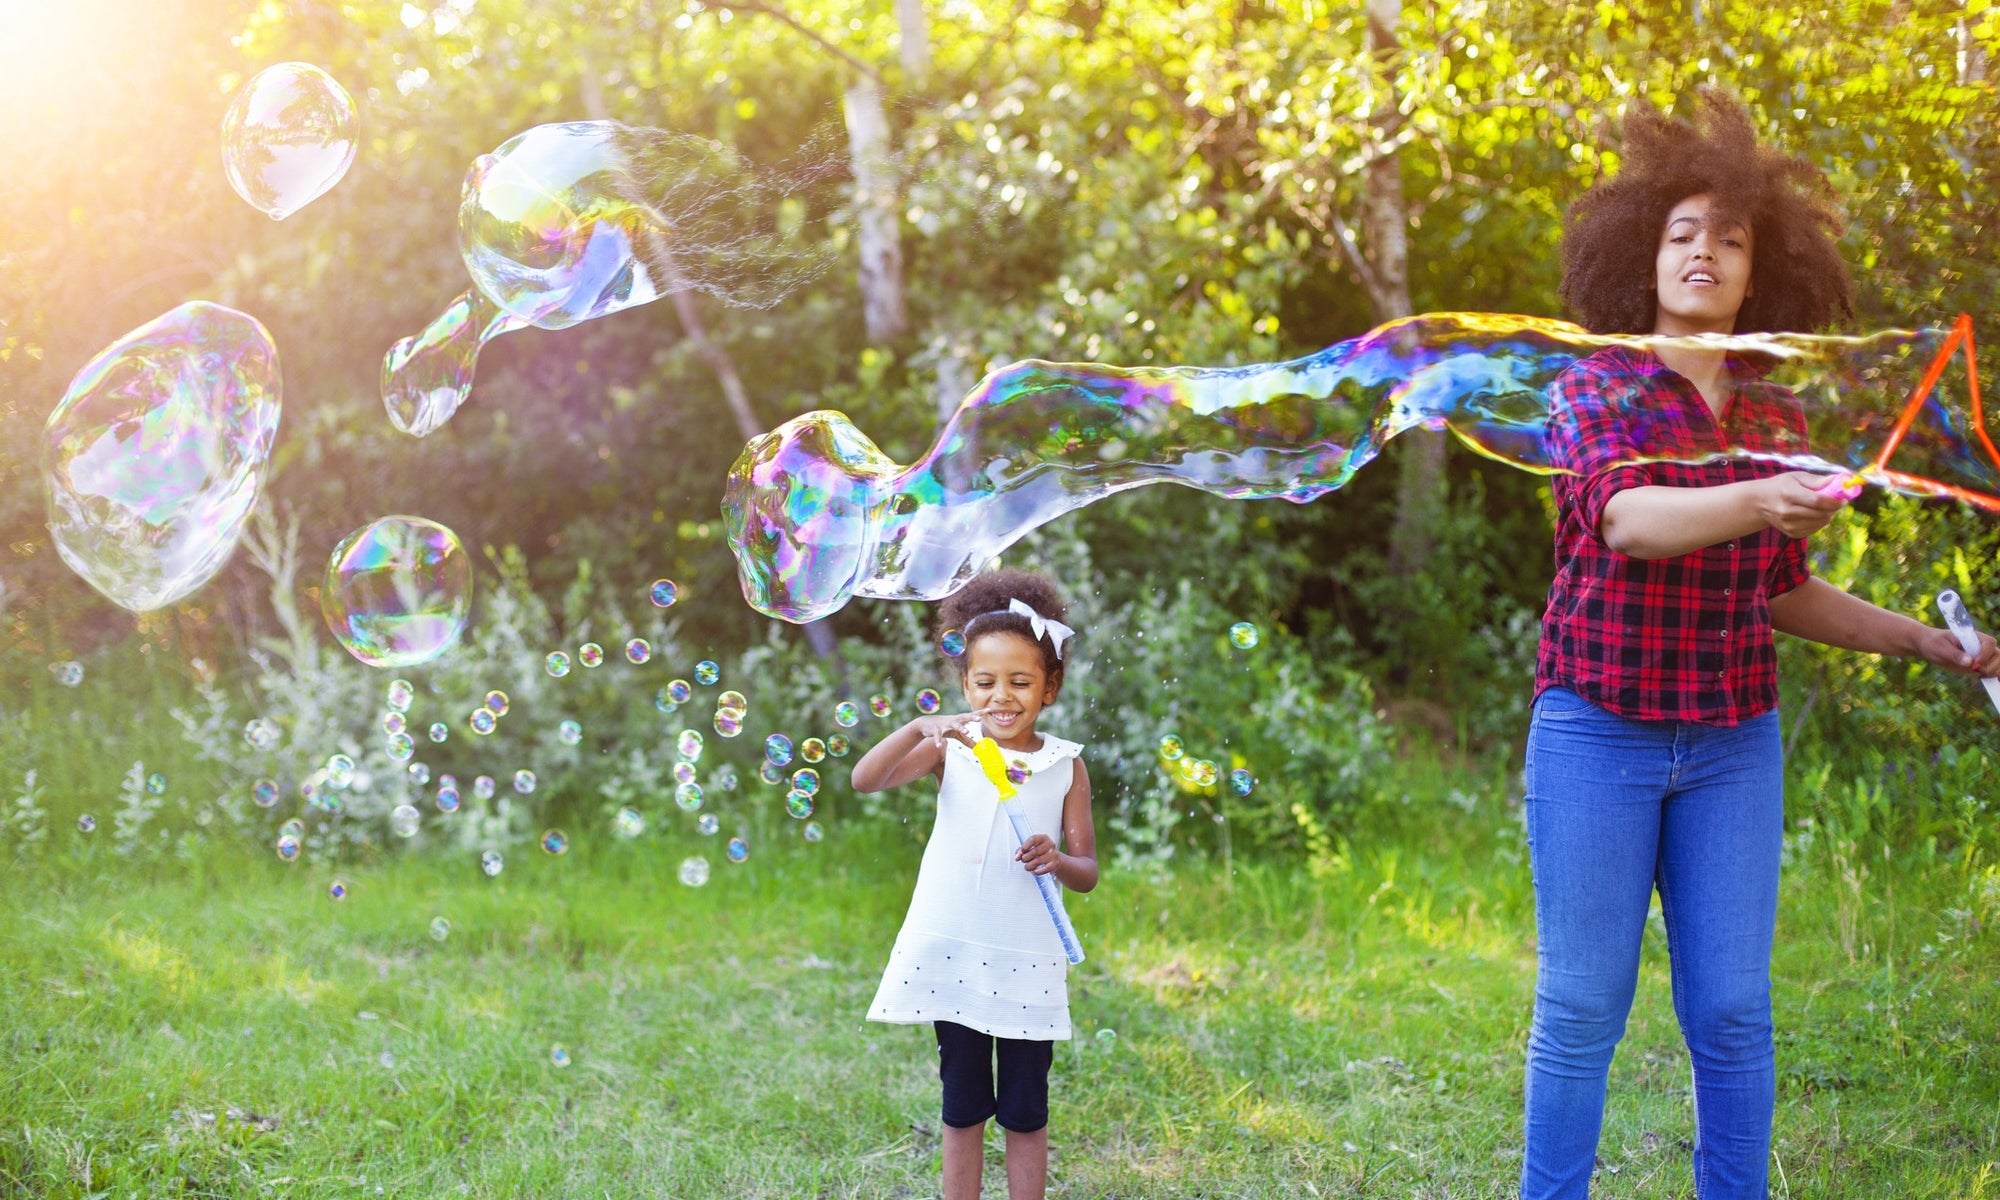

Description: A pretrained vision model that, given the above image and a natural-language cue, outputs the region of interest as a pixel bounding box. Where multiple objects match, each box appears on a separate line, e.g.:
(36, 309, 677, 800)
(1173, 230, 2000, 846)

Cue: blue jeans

(1521, 687, 1784, 1200)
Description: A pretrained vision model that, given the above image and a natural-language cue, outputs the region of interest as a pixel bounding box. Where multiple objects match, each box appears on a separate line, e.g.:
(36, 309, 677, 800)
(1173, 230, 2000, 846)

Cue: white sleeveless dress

(867, 732, 1084, 1041)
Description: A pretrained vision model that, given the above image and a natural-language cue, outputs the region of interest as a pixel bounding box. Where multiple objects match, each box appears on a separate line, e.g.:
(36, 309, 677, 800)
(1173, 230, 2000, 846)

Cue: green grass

(2, 787, 1997, 1198)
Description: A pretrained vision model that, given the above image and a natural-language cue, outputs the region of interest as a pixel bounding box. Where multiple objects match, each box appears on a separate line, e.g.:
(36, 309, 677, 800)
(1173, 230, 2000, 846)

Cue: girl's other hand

(913, 710, 989, 750)
(1015, 833, 1060, 876)
(1912, 624, 2000, 677)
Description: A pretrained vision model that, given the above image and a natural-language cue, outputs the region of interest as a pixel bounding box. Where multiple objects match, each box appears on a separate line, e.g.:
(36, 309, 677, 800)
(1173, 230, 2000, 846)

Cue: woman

(1528, 89, 2000, 1199)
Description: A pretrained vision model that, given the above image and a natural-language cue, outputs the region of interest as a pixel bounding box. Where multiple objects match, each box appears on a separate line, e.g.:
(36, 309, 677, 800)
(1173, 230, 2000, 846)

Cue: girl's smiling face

(1652, 192, 1754, 335)
(961, 631, 1058, 746)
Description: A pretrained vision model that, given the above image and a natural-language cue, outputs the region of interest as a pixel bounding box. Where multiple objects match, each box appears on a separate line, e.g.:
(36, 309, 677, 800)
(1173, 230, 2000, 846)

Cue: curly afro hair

(1559, 88, 1853, 336)
(934, 568, 1070, 686)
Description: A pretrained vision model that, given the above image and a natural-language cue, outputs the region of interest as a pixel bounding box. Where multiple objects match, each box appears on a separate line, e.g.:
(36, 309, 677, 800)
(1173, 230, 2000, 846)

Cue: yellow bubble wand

(972, 737, 1085, 965)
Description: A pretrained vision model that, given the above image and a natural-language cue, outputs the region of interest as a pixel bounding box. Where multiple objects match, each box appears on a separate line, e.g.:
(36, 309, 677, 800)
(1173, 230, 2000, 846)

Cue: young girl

(850, 568, 1098, 1200)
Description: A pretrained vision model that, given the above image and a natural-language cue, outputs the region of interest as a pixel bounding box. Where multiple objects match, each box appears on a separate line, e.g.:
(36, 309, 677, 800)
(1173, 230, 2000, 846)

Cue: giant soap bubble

(725, 311, 1995, 622)
(221, 62, 358, 220)
(322, 516, 473, 667)
(43, 301, 282, 611)
(383, 120, 838, 435)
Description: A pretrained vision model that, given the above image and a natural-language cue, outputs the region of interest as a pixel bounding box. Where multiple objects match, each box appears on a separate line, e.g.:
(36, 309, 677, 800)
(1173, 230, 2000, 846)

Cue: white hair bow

(1008, 598, 1076, 660)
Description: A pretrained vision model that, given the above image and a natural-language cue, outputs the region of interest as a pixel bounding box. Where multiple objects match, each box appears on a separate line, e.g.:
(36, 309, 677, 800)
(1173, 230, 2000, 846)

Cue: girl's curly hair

(1559, 88, 1854, 336)
(934, 568, 1070, 686)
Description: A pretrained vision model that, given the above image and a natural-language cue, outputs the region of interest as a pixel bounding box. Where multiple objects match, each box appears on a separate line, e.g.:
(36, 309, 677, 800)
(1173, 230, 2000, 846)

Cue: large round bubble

(43, 302, 282, 612)
(220, 62, 358, 220)
(321, 515, 473, 667)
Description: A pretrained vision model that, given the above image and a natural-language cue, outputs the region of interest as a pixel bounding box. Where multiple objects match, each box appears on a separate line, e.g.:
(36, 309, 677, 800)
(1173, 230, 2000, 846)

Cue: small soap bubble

(802, 821, 824, 843)
(438, 773, 457, 791)
(408, 762, 431, 787)
(146, 772, 167, 795)
(696, 812, 720, 835)
(474, 775, 496, 800)
(469, 709, 496, 736)
(558, 719, 582, 745)
(833, 700, 859, 727)
(915, 688, 941, 715)
(694, 660, 720, 686)
(220, 62, 357, 219)
(53, 661, 85, 687)
(826, 735, 850, 758)
(281, 819, 305, 840)
(326, 754, 356, 788)
(549, 1044, 571, 1068)
(679, 856, 711, 886)
(764, 734, 793, 767)
(625, 638, 652, 665)
(382, 711, 407, 736)
(717, 690, 748, 716)
(677, 730, 704, 761)
(650, 579, 679, 607)
(484, 690, 510, 717)
(726, 837, 749, 863)
(714, 764, 739, 791)
(387, 732, 416, 760)
(673, 761, 697, 786)
(329, 879, 349, 901)
(428, 721, 449, 743)
(785, 788, 815, 819)
(540, 829, 568, 855)
(579, 643, 604, 668)
(666, 679, 692, 704)
(252, 779, 279, 807)
(436, 786, 461, 814)
(243, 717, 280, 751)
(940, 628, 966, 657)
(1228, 768, 1255, 797)
(713, 711, 743, 737)
(614, 807, 645, 838)
(276, 833, 302, 861)
(1228, 621, 1260, 650)
(387, 680, 415, 712)
(675, 782, 704, 811)
(655, 690, 680, 715)
(869, 695, 892, 718)
(759, 760, 784, 785)
(390, 804, 421, 838)
(1158, 734, 1185, 761)
(1095, 1028, 1118, 1045)
(1190, 759, 1219, 787)
(513, 770, 537, 795)
(481, 849, 504, 876)
(800, 738, 826, 764)
(545, 651, 571, 677)
(77, 814, 97, 833)
(1006, 760, 1030, 786)
(429, 916, 451, 941)
(791, 767, 820, 795)
(323, 516, 473, 668)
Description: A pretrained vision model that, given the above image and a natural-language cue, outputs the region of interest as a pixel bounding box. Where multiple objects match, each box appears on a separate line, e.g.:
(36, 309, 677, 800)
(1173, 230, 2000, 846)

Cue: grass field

(2, 783, 1997, 1198)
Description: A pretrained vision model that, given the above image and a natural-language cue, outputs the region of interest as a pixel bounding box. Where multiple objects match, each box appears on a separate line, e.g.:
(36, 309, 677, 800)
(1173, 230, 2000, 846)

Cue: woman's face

(1652, 193, 1754, 335)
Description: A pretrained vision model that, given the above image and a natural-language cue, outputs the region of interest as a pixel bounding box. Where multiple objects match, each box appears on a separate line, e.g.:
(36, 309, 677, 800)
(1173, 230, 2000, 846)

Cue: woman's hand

(1909, 624, 2000, 677)
(1015, 833, 1062, 876)
(912, 710, 989, 751)
(1756, 472, 1850, 538)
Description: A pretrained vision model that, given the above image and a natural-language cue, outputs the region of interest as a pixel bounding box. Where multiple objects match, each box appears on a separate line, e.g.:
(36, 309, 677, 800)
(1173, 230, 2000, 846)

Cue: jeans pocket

(1533, 686, 1602, 723)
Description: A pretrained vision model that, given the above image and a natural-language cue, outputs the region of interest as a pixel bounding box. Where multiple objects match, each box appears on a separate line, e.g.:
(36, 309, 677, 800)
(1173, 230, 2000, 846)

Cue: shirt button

(1723, 587, 1733, 596)
(1727, 542, 1737, 551)
(1717, 670, 1727, 679)
(1720, 629, 1729, 638)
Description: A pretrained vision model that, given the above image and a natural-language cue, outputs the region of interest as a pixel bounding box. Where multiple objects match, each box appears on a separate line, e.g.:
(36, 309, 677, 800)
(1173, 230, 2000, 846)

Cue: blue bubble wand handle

(972, 738, 1086, 965)
(1936, 590, 2000, 716)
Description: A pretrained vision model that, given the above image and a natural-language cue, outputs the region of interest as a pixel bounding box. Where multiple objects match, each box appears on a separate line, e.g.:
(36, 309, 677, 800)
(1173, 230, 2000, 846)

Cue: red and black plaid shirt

(1536, 346, 1813, 724)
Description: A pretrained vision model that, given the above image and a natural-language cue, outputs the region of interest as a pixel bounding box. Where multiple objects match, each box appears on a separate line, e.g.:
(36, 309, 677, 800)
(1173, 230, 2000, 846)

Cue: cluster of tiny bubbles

(540, 829, 569, 855)
(726, 837, 750, 863)
(43, 301, 282, 614)
(869, 695, 893, 718)
(382, 711, 407, 735)
(1158, 734, 1185, 761)
(484, 690, 510, 716)
(650, 578, 679, 607)
(915, 688, 942, 715)
(713, 764, 739, 790)
(408, 762, 431, 787)
(696, 813, 721, 835)
(676, 782, 704, 811)
(673, 761, 697, 786)
(322, 516, 473, 668)
(759, 760, 784, 785)
(558, 719, 583, 745)
(326, 754, 356, 788)
(791, 767, 821, 795)
(1228, 621, 1260, 650)
(940, 629, 966, 657)
(474, 775, 496, 800)
(615, 808, 645, 838)
(802, 821, 824, 842)
(220, 62, 358, 219)
(481, 850, 504, 877)
(51, 661, 85, 687)
(243, 717, 280, 751)
(390, 804, 421, 838)
(549, 1045, 571, 1069)
(429, 916, 451, 941)
(387, 679, 416, 712)
(695, 660, 721, 686)
(677, 729, 704, 761)
(1006, 760, 1030, 787)
(545, 651, 571, 677)
(800, 738, 826, 764)
(785, 791, 814, 819)
(469, 709, 497, 736)
(579, 643, 604, 668)
(833, 700, 860, 728)
(1229, 768, 1255, 797)
(252, 779, 279, 808)
(329, 879, 349, 901)
(77, 814, 97, 833)
(388, 731, 416, 759)
(666, 679, 693, 704)
(427, 721, 448, 743)
(826, 735, 850, 758)
(625, 638, 652, 665)
(513, 769, 537, 794)
(679, 856, 711, 887)
(765, 734, 794, 767)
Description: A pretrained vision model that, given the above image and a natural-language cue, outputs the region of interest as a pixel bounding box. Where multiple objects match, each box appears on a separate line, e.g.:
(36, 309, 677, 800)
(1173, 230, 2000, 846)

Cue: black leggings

(934, 1020, 1054, 1133)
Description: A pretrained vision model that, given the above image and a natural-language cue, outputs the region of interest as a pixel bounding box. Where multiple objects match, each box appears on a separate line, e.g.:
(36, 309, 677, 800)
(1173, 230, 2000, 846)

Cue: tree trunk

(896, 0, 931, 79)
(843, 77, 909, 342)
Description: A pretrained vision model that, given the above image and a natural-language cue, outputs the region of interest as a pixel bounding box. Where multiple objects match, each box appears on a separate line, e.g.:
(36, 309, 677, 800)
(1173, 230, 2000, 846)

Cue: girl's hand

(1912, 624, 2000, 677)
(1016, 834, 1061, 876)
(912, 710, 990, 751)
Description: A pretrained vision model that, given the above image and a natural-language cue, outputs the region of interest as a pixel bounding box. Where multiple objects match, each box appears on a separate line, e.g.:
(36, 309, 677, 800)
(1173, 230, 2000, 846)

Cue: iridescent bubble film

(714, 764, 739, 791)
(481, 850, 504, 877)
(802, 821, 825, 843)
(764, 734, 793, 767)
(784, 791, 813, 819)
(252, 779, 279, 808)
(915, 688, 941, 715)
(826, 735, 850, 758)
(717, 690, 748, 716)
(513, 770, 537, 794)
(474, 775, 496, 800)
(323, 516, 473, 668)
(1158, 734, 1184, 761)
(429, 916, 452, 941)
(545, 651, 571, 677)
(549, 1045, 571, 1068)
(328, 879, 348, 901)
(280, 819, 305, 840)
(408, 762, 431, 787)
(650, 578, 679, 607)
(679, 856, 711, 887)
(77, 814, 97, 833)
(666, 679, 692, 704)
(276, 834, 301, 861)
(390, 804, 421, 838)
(675, 782, 704, 811)
(697, 813, 721, 835)
(791, 767, 820, 795)
(52, 661, 85, 688)
(677, 730, 704, 761)
(673, 761, 697, 786)
(244, 717, 280, 751)
(579, 643, 604, 668)
(387, 680, 416, 712)
(1188, 759, 1219, 788)
(43, 302, 281, 612)
(469, 709, 496, 736)
(558, 719, 582, 745)
(325, 754, 356, 788)
(615, 807, 645, 838)
(436, 786, 461, 814)
(625, 638, 652, 664)
(832, 701, 859, 728)
(694, 661, 720, 686)
(381, 288, 526, 437)
(940, 629, 966, 657)
(759, 761, 784, 785)
(1229, 622, 1260, 650)
(726, 837, 750, 863)
(725, 314, 2000, 620)
(1005, 760, 1030, 787)
(713, 711, 743, 737)
(429, 722, 449, 743)
(540, 829, 568, 855)
(868, 695, 892, 719)
(800, 738, 826, 764)
(382, 712, 407, 736)
(1228, 768, 1255, 796)
(485, 691, 511, 716)
(220, 62, 357, 219)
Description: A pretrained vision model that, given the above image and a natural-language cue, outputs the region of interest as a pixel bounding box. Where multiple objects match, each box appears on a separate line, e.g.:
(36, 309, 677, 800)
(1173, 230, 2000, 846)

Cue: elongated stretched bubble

(43, 301, 282, 611)
(725, 311, 1995, 622)
(383, 120, 837, 435)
